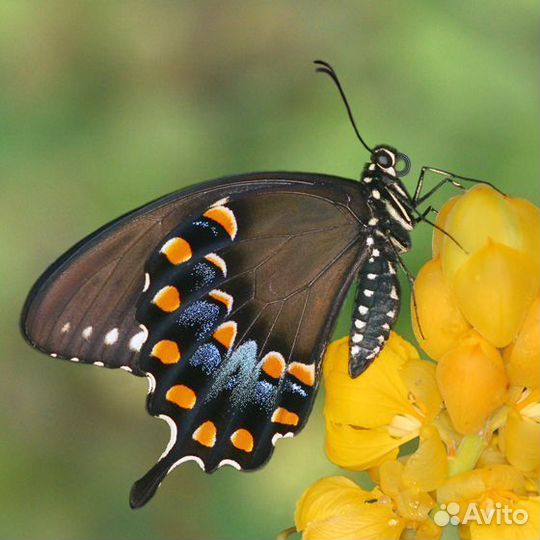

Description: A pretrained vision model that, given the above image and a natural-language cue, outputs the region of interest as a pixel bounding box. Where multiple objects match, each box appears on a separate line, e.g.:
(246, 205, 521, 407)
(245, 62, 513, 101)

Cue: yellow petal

(437, 464, 525, 504)
(378, 460, 405, 498)
(295, 477, 404, 540)
(432, 195, 460, 257)
(436, 332, 508, 435)
(325, 421, 407, 470)
(453, 241, 538, 347)
(507, 197, 540, 275)
(403, 425, 448, 492)
(412, 258, 471, 360)
(303, 505, 404, 540)
(324, 334, 418, 428)
(504, 296, 540, 388)
(498, 408, 540, 473)
(440, 185, 526, 283)
(400, 358, 443, 420)
(468, 497, 539, 540)
(295, 476, 371, 531)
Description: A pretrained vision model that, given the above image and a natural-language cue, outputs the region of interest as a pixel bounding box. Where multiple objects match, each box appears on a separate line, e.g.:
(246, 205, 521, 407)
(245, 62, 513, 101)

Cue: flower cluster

(288, 186, 539, 540)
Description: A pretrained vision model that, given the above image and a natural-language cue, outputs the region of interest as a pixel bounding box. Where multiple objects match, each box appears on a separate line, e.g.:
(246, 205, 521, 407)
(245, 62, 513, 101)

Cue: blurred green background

(1, 1, 538, 538)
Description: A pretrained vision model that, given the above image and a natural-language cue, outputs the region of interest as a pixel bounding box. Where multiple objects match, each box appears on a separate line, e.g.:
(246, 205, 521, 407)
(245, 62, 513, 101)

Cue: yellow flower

(412, 257, 471, 360)
(435, 185, 539, 348)
(294, 476, 405, 540)
(436, 331, 508, 434)
(503, 296, 539, 388)
(323, 333, 441, 470)
(498, 387, 540, 475)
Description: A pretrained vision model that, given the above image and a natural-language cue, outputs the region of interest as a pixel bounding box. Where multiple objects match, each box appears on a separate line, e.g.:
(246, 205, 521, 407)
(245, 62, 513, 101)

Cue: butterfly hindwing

(130, 190, 367, 507)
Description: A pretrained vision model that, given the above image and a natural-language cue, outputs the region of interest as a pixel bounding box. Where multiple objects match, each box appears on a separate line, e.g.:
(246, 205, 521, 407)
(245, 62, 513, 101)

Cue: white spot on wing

(93, 361, 104, 367)
(355, 320, 366, 329)
(211, 197, 230, 207)
(129, 325, 149, 352)
(358, 305, 368, 315)
(271, 432, 294, 446)
(364, 289, 374, 297)
(390, 287, 398, 300)
(352, 334, 363, 343)
(82, 326, 93, 340)
(146, 372, 156, 395)
(158, 414, 178, 459)
(61, 323, 71, 333)
(104, 328, 119, 345)
(70, 357, 79, 362)
(143, 272, 150, 292)
(218, 459, 242, 470)
(120, 365, 133, 372)
(168, 455, 205, 474)
(351, 345, 360, 355)
(50, 353, 58, 358)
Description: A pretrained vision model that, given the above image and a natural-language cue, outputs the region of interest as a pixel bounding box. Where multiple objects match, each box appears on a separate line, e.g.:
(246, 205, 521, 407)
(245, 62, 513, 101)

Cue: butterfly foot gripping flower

(286, 186, 539, 540)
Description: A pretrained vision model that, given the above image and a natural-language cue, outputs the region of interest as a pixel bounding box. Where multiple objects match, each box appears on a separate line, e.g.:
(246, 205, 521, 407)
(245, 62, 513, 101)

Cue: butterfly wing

(21, 172, 369, 506)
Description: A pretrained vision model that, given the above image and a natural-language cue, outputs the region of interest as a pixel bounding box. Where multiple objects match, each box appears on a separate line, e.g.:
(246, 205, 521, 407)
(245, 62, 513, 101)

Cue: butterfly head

(370, 145, 411, 178)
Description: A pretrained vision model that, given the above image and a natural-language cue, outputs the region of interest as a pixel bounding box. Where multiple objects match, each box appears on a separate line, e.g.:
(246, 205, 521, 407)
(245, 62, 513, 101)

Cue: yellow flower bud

(432, 195, 459, 257)
(295, 477, 404, 540)
(436, 332, 508, 434)
(437, 185, 539, 348)
(440, 185, 537, 279)
(453, 241, 538, 347)
(412, 257, 471, 360)
(504, 296, 540, 388)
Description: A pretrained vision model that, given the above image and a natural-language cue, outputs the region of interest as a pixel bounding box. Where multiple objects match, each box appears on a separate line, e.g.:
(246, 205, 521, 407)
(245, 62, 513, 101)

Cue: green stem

(276, 526, 297, 539)
(440, 523, 461, 540)
(448, 434, 486, 477)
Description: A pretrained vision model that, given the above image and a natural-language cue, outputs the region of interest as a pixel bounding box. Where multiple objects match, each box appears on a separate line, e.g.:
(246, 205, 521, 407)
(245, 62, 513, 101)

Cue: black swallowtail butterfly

(21, 60, 487, 508)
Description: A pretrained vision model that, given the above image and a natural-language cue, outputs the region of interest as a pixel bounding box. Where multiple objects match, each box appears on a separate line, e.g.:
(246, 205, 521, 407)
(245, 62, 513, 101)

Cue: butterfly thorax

(360, 145, 415, 254)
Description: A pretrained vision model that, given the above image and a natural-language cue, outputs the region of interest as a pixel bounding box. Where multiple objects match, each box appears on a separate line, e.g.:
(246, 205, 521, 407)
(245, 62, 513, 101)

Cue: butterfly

(21, 61, 486, 508)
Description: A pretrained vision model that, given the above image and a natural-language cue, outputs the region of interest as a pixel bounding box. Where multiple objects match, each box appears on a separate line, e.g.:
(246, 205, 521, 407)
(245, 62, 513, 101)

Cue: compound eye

(376, 150, 393, 168)
(395, 153, 411, 177)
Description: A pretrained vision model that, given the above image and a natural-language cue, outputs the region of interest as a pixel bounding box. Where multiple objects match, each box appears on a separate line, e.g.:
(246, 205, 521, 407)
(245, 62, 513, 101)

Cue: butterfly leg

(413, 166, 506, 206)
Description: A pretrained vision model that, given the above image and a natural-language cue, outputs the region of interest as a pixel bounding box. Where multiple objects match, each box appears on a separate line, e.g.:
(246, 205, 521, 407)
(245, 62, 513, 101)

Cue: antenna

(314, 60, 373, 154)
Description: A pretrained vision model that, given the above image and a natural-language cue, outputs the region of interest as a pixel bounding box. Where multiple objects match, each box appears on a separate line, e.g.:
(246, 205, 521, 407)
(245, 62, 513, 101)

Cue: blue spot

(251, 380, 276, 413)
(176, 301, 220, 340)
(189, 344, 222, 375)
(189, 261, 217, 291)
(206, 340, 259, 406)
(285, 380, 307, 398)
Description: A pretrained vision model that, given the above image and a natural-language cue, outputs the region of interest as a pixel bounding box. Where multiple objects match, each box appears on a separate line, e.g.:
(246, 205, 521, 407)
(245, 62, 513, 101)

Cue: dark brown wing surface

(21, 172, 369, 507)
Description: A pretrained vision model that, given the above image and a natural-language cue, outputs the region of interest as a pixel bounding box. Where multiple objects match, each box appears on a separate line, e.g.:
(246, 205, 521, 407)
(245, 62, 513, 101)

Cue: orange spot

(262, 352, 286, 379)
(203, 206, 237, 240)
(151, 340, 181, 364)
(209, 290, 233, 313)
(213, 321, 237, 350)
(192, 421, 217, 448)
(166, 384, 196, 409)
(271, 407, 299, 426)
(230, 429, 254, 452)
(152, 286, 181, 312)
(160, 237, 192, 265)
(287, 362, 315, 386)
(205, 253, 227, 276)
